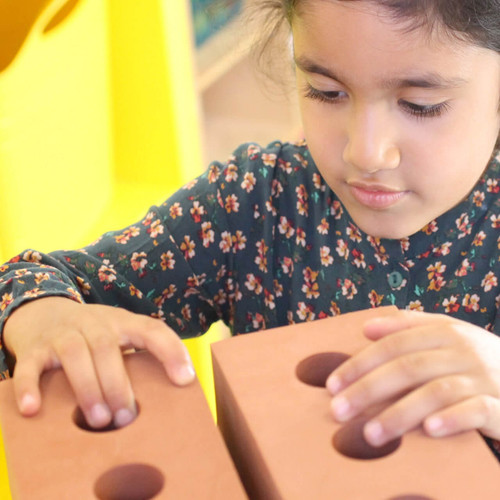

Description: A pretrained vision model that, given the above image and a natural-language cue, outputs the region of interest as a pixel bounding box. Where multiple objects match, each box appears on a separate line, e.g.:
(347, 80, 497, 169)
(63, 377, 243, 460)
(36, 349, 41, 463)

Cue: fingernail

(20, 394, 37, 414)
(89, 403, 112, 427)
(175, 363, 196, 385)
(326, 375, 342, 395)
(114, 407, 136, 428)
(426, 416, 445, 437)
(331, 396, 351, 421)
(364, 420, 385, 446)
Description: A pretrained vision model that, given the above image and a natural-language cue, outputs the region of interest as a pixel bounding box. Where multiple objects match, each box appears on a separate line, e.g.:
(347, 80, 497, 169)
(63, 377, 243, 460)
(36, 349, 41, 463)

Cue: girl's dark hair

(253, 0, 500, 52)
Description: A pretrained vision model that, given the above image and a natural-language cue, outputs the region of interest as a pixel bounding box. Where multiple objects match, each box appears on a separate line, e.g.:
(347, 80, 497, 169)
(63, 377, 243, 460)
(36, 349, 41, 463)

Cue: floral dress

(1, 140, 499, 457)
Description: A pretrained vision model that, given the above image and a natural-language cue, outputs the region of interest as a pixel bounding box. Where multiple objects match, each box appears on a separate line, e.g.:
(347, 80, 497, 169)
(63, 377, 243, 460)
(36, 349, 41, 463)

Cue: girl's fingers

(11, 353, 47, 416)
(330, 348, 469, 422)
(116, 311, 195, 386)
(362, 374, 480, 446)
(424, 395, 500, 441)
(363, 309, 453, 341)
(326, 325, 453, 395)
(83, 324, 137, 428)
(51, 329, 112, 429)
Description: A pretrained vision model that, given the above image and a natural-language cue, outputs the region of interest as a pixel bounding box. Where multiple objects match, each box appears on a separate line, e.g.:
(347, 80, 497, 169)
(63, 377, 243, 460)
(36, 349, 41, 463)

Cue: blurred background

(0, 1, 300, 495)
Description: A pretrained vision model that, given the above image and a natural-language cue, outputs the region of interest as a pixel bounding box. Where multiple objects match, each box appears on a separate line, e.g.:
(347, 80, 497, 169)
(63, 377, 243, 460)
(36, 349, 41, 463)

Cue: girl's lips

(348, 183, 408, 209)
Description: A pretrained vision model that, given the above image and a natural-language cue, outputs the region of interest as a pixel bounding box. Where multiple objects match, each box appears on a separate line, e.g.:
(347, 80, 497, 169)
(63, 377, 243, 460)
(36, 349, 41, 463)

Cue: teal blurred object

(190, 0, 243, 47)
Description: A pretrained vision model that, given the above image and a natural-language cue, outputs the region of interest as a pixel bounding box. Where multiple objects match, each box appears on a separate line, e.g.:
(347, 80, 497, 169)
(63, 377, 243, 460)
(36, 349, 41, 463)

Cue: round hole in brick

(333, 415, 401, 460)
(94, 463, 165, 500)
(73, 403, 140, 433)
(296, 352, 351, 387)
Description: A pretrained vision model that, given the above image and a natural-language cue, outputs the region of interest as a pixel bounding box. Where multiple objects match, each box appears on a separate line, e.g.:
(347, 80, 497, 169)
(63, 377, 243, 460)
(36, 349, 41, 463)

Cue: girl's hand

(326, 310, 500, 446)
(3, 297, 195, 429)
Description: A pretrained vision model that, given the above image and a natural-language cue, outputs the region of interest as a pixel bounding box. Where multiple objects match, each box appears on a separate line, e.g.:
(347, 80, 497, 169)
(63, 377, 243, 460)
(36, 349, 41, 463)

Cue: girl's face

(293, 1, 500, 239)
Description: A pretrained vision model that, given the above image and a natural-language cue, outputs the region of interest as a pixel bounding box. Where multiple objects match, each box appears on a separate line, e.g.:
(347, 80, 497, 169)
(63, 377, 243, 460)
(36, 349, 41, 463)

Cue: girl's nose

(342, 107, 401, 174)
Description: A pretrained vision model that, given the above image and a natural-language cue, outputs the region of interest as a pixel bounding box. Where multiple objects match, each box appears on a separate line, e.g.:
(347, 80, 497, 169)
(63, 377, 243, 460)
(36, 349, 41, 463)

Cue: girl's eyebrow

(294, 55, 468, 90)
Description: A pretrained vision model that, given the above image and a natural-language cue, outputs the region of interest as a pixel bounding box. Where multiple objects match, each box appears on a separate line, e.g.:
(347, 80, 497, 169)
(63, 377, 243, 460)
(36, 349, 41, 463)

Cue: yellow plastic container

(0, 3, 226, 495)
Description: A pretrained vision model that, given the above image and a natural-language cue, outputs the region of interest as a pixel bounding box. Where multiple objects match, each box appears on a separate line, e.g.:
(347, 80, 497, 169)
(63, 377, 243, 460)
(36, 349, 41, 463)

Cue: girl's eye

(303, 85, 345, 103)
(399, 99, 450, 119)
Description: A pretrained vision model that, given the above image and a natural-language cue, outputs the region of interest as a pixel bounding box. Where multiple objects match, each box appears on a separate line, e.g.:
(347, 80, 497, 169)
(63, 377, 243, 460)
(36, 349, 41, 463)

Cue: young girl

(1, 0, 500, 459)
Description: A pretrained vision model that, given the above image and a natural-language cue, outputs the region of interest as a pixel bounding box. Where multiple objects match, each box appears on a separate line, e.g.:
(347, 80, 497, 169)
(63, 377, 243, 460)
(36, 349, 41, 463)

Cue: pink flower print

(329, 301, 341, 316)
(462, 293, 480, 313)
(455, 258, 473, 277)
(231, 231, 247, 252)
(219, 231, 232, 253)
(433, 242, 452, 257)
(148, 219, 164, 239)
(22, 250, 42, 263)
(317, 218, 329, 235)
(312, 173, 325, 191)
(293, 153, 308, 167)
(255, 239, 269, 272)
(264, 289, 276, 309)
(181, 304, 192, 322)
(296, 227, 306, 247)
(169, 202, 183, 219)
(200, 221, 215, 248)
(0, 293, 14, 311)
(180, 236, 196, 259)
(241, 172, 256, 193)
(131, 252, 148, 272)
(23, 288, 45, 299)
(271, 179, 283, 197)
(281, 257, 294, 276)
(190, 201, 205, 223)
(481, 271, 497, 292)
(472, 190, 485, 207)
(278, 158, 292, 173)
(422, 220, 438, 235)
(320, 246, 333, 266)
(76, 276, 91, 295)
(207, 164, 221, 183)
(472, 231, 487, 247)
(245, 273, 263, 294)
(352, 249, 366, 269)
(262, 153, 277, 167)
(224, 163, 238, 182)
(346, 223, 362, 242)
(341, 278, 358, 300)
(154, 284, 177, 307)
(273, 279, 283, 297)
(487, 178, 499, 193)
(490, 214, 500, 229)
(369, 290, 384, 307)
(455, 213, 471, 238)
(297, 302, 315, 321)
(115, 227, 140, 244)
(278, 216, 295, 239)
(265, 197, 277, 216)
(407, 300, 424, 311)
(247, 144, 261, 159)
(336, 239, 350, 259)
(98, 260, 117, 284)
(183, 178, 198, 190)
(225, 194, 240, 213)
(330, 200, 343, 219)
(442, 295, 460, 313)
(129, 285, 143, 299)
(160, 251, 175, 271)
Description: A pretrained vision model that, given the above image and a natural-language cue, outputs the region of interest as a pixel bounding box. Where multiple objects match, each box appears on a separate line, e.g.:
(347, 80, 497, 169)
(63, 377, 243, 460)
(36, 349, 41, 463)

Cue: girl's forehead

(292, 0, 474, 60)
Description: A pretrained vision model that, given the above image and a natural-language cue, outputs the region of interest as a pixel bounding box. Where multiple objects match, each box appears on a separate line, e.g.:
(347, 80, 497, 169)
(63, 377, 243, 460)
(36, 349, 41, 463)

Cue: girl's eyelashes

(303, 84, 346, 104)
(303, 83, 451, 120)
(398, 99, 451, 120)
